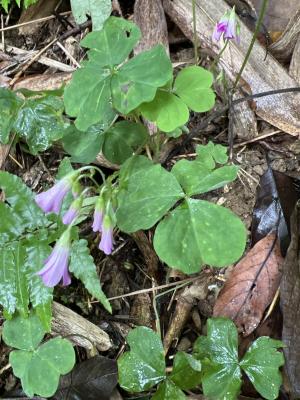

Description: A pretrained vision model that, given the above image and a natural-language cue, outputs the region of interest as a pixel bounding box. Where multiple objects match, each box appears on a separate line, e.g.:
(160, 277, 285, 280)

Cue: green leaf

(62, 123, 106, 163)
(139, 89, 189, 132)
(118, 327, 166, 392)
(153, 198, 246, 273)
(174, 66, 215, 112)
(103, 121, 148, 164)
(171, 160, 238, 196)
(0, 88, 23, 144)
(196, 141, 229, 169)
(111, 45, 173, 114)
(152, 380, 186, 400)
(69, 239, 111, 313)
(10, 337, 75, 398)
(3, 313, 45, 351)
(169, 352, 201, 390)
(116, 163, 184, 232)
(14, 95, 67, 154)
(193, 318, 242, 400)
(70, 0, 111, 31)
(240, 337, 284, 400)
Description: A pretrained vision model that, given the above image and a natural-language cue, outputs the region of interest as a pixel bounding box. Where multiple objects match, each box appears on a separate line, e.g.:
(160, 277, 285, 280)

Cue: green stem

(210, 39, 229, 73)
(233, 0, 269, 89)
(192, 0, 198, 64)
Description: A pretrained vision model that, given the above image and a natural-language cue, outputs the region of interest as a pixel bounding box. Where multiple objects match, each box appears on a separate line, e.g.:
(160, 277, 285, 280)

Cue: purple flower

(99, 215, 114, 255)
(37, 229, 72, 287)
(92, 196, 105, 233)
(35, 177, 72, 215)
(212, 7, 240, 43)
(62, 196, 83, 225)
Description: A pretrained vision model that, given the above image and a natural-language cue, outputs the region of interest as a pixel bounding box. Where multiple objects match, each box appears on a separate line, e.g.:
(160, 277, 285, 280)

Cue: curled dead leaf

(213, 233, 283, 336)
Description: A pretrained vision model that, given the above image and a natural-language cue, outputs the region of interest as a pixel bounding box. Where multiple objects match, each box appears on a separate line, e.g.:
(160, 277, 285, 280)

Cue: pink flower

(62, 196, 83, 225)
(37, 229, 71, 287)
(212, 7, 240, 43)
(92, 196, 105, 233)
(35, 176, 72, 215)
(99, 215, 114, 255)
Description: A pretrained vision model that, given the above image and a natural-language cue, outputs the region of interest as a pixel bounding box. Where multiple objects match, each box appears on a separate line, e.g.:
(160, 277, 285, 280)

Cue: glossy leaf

(69, 239, 111, 313)
(54, 355, 118, 400)
(193, 318, 241, 400)
(10, 337, 75, 398)
(14, 95, 67, 154)
(70, 0, 111, 31)
(111, 45, 172, 114)
(116, 163, 184, 232)
(3, 313, 45, 351)
(169, 352, 201, 390)
(240, 337, 284, 400)
(62, 124, 106, 163)
(196, 141, 229, 169)
(154, 198, 246, 273)
(118, 326, 166, 392)
(140, 90, 189, 132)
(103, 121, 148, 164)
(0, 88, 23, 143)
(152, 380, 185, 400)
(174, 66, 215, 112)
(171, 159, 238, 196)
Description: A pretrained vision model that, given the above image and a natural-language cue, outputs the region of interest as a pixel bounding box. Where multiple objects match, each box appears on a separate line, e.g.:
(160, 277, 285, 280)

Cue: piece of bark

(232, 90, 258, 140)
(280, 204, 300, 397)
(163, 271, 213, 353)
(130, 293, 152, 327)
(269, 9, 300, 61)
(0, 144, 10, 169)
(134, 0, 169, 56)
(290, 35, 300, 83)
(163, 0, 300, 135)
(51, 301, 112, 351)
(131, 230, 159, 279)
(12, 72, 72, 91)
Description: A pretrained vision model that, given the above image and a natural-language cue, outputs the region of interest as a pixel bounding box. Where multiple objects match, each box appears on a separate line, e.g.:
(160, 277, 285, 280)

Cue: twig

(233, 129, 282, 148)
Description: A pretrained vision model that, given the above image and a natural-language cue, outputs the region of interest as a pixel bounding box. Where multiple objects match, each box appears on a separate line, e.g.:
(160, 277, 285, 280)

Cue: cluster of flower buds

(212, 6, 240, 43)
(35, 171, 115, 288)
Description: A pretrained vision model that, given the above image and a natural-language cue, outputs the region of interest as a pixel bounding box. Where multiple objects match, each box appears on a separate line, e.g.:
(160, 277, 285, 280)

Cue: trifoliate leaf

(169, 352, 201, 390)
(152, 380, 186, 400)
(240, 337, 284, 400)
(196, 141, 229, 169)
(193, 318, 242, 400)
(174, 66, 215, 112)
(116, 163, 184, 232)
(69, 239, 111, 313)
(154, 198, 246, 273)
(171, 159, 238, 196)
(118, 327, 166, 392)
(70, 0, 111, 31)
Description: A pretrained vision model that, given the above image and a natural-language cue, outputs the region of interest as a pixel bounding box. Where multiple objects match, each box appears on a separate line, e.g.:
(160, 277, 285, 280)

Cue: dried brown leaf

(213, 233, 283, 335)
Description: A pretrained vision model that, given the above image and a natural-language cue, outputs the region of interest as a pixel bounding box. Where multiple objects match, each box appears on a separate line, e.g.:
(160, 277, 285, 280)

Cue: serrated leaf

(152, 380, 186, 400)
(69, 239, 111, 313)
(3, 313, 45, 351)
(70, 0, 111, 31)
(154, 198, 246, 273)
(193, 318, 242, 400)
(240, 337, 284, 400)
(171, 159, 238, 196)
(0, 88, 23, 143)
(103, 121, 148, 164)
(14, 95, 67, 154)
(10, 337, 75, 398)
(169, 352, 201, 390)
(196, 141, 228, 168)
(140, 89, 189, 132)
(62, 123, 106, 163)
(116, 164, 184, 232)
(118, 327, 166, 392)
(111, 45, 172, 115)
(174, 66, 215, 112)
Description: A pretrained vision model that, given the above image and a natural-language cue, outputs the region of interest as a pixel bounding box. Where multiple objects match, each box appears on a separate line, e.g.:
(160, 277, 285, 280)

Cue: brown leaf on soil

(213, 232, 283, 336)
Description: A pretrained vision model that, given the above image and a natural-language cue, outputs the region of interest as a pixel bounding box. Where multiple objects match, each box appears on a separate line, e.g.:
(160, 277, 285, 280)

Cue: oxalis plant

(0, 14, 284, 399)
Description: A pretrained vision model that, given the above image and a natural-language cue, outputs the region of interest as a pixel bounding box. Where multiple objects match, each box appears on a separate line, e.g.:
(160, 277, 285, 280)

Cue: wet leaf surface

(214, 233, 283, 335)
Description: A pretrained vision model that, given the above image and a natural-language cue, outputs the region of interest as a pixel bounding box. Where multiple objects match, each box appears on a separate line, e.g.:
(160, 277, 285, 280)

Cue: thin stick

(192, 0, 198, 64)
(233, 129, 282, 148)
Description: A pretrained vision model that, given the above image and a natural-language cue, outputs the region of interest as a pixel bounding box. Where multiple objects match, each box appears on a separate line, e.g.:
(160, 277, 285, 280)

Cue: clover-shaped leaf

(70, 0, 111, 31)
(152, 380, 186, 400)
(118, 327, 166, 392)
(196, 141, 229, 169)
(169, 352, 202, 390)
(3, 313, 75, 398)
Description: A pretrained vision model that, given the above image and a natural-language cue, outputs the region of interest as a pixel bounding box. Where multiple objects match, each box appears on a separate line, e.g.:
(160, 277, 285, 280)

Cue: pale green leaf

(69, 239, 111, 313)
(70, 0, 111, 31)
(154, 198, 246, 273)
(118, 327, 166, 392)
(196, 141, 229, 169)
